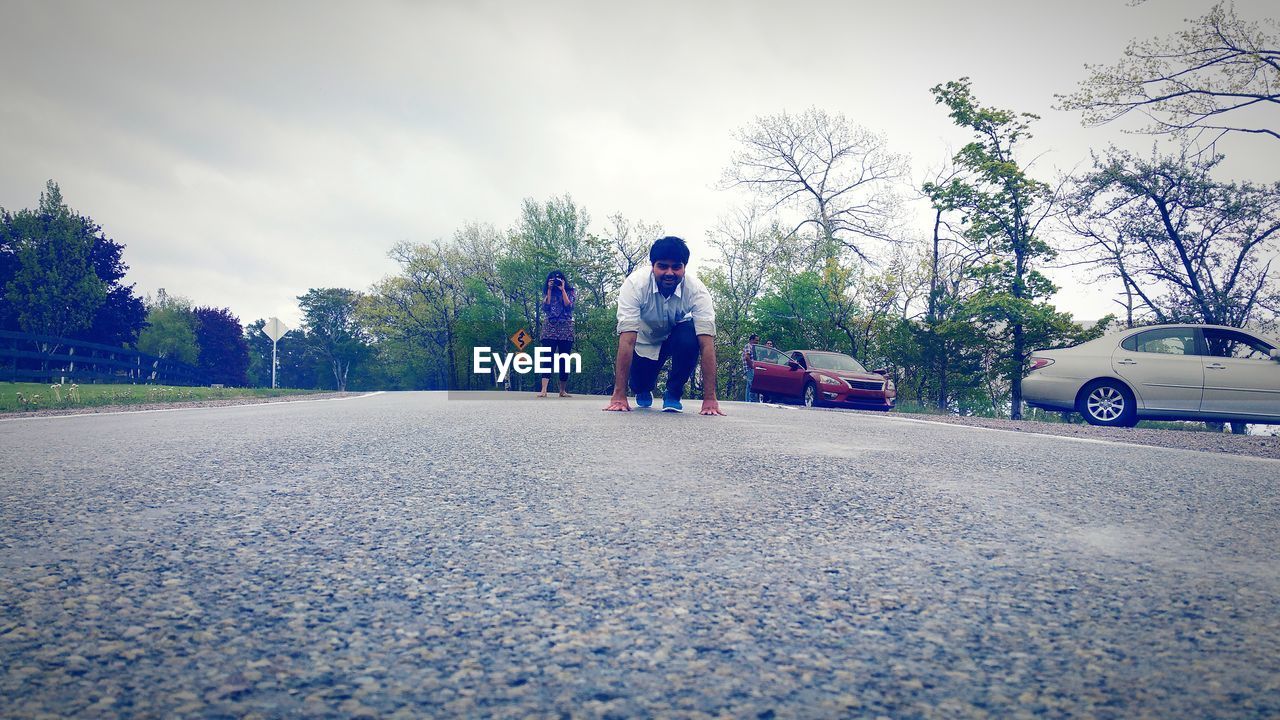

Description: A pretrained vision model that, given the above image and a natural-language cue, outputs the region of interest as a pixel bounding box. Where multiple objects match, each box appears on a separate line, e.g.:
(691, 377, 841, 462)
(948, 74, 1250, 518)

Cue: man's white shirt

(615, 266, 717, 360)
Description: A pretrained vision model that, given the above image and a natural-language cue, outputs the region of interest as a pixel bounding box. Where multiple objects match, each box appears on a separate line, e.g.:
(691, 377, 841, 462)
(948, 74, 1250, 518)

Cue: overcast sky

(2, 0, 1277, 328)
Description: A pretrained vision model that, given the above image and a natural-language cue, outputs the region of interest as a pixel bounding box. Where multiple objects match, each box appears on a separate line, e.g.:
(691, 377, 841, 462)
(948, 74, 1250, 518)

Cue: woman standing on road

(538, 269, 576, 397)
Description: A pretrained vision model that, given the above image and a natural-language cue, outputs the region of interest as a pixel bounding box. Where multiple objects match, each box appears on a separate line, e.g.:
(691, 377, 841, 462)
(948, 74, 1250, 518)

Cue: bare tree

(722, 108, 907, 261)
(1058, 2, 1280, 144)
(706, 204, 785, 334)
(701, 204, 786, 398)
(1062, 147, 1280, 329)
(601, 213, 661, 280)
(916, 156, 982, 326)
(892, 155, 990, 411)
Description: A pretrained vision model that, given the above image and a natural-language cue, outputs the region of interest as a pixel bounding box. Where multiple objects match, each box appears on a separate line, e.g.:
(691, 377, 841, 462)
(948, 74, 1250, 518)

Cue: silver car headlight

(819, 375, 841, 385)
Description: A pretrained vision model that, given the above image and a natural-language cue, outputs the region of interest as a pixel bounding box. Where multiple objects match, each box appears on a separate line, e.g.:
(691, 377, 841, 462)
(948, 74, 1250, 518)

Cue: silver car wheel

(804, 383, 816, 407)
(1087, 386, 1125, 422)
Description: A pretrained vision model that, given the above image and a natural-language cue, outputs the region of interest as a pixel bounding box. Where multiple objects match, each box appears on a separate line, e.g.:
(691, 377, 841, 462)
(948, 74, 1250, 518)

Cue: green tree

(501, 197, 634, 394)
(194, 306, 250, 386)
(359, 199, 657, 394)
(136, 290, 199, 364)
(245, 320, 311, 388)
(298, 288, 369, 391)
(927, 78, 1078, 419)
(365, 240, 469, 389)
(453, 277, 512, 390)
(0, 182, 145, 346)
(245, 319, 274, 387)
(80, 225, 146, 347)
(2, 181, 106, 346)
(508, 195, 591, 340)
(753, 270, 849, 354)
(0, 215, 17, 332)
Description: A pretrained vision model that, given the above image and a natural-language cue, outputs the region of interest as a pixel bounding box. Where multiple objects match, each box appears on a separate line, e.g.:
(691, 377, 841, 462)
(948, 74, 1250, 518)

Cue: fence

(0, 330, 209, 386)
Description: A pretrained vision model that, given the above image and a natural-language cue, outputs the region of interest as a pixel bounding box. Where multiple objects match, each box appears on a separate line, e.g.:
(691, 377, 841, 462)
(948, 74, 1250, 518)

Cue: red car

(749, 348, 895, 410)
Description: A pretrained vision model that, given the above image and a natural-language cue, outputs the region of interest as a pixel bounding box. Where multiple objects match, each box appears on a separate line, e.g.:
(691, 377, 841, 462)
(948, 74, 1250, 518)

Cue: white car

(1023, 324, 1280, 427)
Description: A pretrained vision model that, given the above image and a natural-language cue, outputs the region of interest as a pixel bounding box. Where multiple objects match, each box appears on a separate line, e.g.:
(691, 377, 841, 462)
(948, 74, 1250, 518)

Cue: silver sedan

(1023, 324, 1280, 427)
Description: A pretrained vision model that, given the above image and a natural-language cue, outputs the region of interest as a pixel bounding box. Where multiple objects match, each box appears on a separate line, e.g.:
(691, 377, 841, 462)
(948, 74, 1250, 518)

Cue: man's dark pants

(629, 321, 699, 399)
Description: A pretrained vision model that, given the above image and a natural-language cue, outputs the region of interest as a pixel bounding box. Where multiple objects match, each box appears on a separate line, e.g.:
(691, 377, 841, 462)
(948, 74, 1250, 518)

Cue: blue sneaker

(661, 395, 683, 413)
(635, 391, 653, 408)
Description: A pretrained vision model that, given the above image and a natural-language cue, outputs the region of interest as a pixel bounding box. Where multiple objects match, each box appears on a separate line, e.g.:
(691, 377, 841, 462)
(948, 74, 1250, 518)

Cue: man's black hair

(649, 236, 690, 265)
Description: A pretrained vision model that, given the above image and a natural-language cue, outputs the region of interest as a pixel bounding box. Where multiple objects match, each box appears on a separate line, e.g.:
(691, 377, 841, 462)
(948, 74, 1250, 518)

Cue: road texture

(2, 391, 1278, 718)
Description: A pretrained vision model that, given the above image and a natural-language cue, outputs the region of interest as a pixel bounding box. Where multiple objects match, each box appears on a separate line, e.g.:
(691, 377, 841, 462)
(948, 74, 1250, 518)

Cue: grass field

(0, 382, 322, 413)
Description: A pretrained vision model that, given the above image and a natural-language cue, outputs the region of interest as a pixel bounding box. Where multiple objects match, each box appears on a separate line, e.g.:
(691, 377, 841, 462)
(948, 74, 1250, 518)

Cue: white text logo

(473, 347, 582, 382)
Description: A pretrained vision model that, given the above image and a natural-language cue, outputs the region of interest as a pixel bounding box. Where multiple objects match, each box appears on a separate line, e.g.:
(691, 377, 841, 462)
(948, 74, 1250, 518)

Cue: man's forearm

(699, 335, 717, 399)
(613, 332, 637, 398)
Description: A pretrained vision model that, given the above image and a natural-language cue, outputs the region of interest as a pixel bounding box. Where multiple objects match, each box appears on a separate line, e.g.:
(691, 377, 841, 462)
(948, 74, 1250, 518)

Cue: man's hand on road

(603, 396, 631, 412)
(700, 399, 726, 416)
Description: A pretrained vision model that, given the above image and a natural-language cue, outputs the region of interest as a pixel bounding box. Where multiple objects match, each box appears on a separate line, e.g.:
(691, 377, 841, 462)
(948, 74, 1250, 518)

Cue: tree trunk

(445, 325, 457, 390)
(1011, 232, 1027, 420)
(937, 353, 949, 411)
(1011, 322, 1024, 420)
(331, 357, 346, 392)
(928, 210, 941, 323)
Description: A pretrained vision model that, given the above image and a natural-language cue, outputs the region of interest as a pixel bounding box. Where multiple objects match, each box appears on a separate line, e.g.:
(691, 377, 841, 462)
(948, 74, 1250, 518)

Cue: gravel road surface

(2, 391, 1277, 718)
(847, 409, 1280, 461)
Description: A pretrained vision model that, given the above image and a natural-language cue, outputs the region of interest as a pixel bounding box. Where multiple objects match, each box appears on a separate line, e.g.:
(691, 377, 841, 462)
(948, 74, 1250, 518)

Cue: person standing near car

(537, 269, 575, 398)
(602, 236, 724, 415)
(743, 333, 759, 402)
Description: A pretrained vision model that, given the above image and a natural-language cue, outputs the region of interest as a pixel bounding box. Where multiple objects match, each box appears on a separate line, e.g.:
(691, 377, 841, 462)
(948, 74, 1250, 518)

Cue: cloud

(2, 0, 1276, 326)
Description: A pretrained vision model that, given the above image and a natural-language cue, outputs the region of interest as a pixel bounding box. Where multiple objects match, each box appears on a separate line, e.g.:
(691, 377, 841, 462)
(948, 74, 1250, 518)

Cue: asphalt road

(2, 391, 1278, 718)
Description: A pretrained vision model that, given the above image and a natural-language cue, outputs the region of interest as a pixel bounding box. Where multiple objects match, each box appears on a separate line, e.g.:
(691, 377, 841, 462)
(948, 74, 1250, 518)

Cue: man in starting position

(603, 236, 724, 416)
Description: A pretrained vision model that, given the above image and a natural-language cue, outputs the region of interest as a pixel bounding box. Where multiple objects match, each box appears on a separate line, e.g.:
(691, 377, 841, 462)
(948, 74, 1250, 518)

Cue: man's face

(651, 259, 685, 295)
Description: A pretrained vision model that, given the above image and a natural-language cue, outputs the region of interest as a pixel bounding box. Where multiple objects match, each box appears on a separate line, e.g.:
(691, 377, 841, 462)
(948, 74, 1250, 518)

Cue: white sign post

(263, 317, 289, 389)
